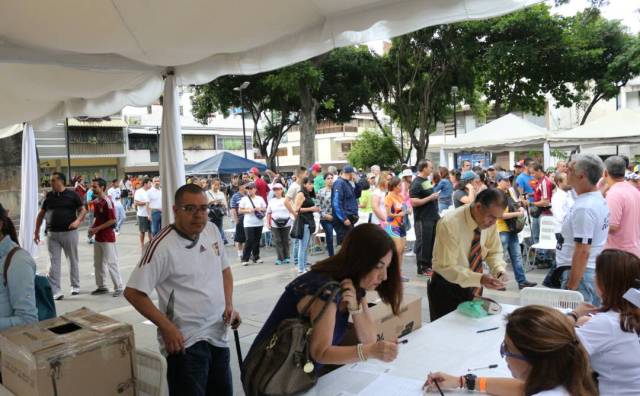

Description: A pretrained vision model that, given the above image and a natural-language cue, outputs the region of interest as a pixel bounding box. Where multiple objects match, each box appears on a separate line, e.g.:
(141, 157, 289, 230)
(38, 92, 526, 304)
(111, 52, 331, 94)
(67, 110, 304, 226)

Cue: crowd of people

(0, 153, 639, 396)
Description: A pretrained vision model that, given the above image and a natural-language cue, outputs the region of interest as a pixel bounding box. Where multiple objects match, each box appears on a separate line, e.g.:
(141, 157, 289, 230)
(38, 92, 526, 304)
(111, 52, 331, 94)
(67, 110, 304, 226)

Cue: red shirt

(93, 196, 116, 243)
(533, 176, 553, 215)
(255, 177, 270, 203)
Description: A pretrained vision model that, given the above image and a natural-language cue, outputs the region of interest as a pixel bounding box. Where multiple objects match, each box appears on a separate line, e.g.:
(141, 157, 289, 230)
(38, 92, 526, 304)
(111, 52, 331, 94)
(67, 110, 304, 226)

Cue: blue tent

(185, 151, 267, 175)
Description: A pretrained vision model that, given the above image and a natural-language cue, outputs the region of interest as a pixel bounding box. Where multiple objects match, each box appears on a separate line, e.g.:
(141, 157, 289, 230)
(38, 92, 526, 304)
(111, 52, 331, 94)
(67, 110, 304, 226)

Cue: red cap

(515, 160, 525, 167)
(250, 167, 260, 176)
(311, 163, 321, 172)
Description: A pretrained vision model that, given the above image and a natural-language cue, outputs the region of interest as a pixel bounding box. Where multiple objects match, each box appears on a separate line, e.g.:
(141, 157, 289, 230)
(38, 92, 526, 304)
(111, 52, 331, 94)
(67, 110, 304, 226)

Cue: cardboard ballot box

(342, 293, 422, 345)
(0, 308, 136, 396)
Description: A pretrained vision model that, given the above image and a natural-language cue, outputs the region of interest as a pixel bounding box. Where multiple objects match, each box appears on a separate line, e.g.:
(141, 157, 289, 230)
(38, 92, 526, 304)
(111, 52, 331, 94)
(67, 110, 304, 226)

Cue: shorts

(234, 222, 246, 243)
(385, 223, 406, 239)
(138, 216, 151, 233)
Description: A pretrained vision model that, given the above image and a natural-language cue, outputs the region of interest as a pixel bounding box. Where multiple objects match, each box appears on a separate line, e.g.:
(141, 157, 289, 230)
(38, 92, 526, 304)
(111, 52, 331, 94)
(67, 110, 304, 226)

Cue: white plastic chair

(136, 348, 168, 396)
(519, 287, 584, 310)
(526, 216, 556, 268)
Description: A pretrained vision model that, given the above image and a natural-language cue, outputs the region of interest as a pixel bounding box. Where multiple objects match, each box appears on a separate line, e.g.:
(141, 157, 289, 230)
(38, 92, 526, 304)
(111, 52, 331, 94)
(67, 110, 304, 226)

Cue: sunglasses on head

(500, 341, 529, 362)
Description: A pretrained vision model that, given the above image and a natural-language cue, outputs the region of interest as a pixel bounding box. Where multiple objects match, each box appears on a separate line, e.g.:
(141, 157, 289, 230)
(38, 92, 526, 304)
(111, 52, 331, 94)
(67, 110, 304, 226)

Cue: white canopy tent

(549, 109, 640, 148)
(0, 0, 540, 229)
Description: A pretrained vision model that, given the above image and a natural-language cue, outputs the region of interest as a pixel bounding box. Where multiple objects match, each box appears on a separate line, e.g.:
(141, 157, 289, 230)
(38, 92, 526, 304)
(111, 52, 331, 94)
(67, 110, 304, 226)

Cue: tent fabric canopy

(443, 113, 549, 151)
(0, 0, 539, 130)
(186, 151, 267, 176)
(549, 109, 640, 147)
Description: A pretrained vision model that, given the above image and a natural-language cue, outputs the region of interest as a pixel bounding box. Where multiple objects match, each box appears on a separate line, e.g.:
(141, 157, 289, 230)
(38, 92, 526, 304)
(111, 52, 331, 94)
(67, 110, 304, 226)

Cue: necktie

(469, 228, 483, 296)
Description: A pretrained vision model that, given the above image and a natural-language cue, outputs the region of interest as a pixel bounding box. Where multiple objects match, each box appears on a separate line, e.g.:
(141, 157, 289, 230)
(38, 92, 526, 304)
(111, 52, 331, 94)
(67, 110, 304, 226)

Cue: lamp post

(451, 86, 458, 139)
(233, 81, 250, 158)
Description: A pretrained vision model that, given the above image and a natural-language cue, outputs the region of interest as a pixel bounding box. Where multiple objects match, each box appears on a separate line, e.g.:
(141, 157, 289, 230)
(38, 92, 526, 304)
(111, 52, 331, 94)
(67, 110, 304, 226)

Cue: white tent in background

(443, 113, 549, 151)
(0, 0, 540, 227)
(549, 109, 640, 148)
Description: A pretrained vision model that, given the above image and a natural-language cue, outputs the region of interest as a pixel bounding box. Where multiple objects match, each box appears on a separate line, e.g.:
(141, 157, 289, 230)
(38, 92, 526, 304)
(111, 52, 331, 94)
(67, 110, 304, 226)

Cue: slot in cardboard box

(0, 307, 136, 396)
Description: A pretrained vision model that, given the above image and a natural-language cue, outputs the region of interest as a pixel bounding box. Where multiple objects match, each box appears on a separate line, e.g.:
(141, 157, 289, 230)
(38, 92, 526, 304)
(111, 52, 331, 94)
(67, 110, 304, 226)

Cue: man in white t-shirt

(557, 154, 609, 305)
(148, 177, 163, 237)
(108, 178, 126, 233)
(124, 184, 240, 396)
(134, 178, 152, 249)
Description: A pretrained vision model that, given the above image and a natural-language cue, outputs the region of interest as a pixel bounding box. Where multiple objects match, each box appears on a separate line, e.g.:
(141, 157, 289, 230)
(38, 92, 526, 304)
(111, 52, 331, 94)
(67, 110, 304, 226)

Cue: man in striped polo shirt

(125, 184, 241, 396)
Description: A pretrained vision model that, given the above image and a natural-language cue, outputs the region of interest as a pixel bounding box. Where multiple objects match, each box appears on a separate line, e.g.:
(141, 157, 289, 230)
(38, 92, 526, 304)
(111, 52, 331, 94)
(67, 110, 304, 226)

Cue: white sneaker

(71, 287, 80, 295)
(53, 293, 64, 301)
(241, 261, 250, 266)
(254, 259, 264, 264)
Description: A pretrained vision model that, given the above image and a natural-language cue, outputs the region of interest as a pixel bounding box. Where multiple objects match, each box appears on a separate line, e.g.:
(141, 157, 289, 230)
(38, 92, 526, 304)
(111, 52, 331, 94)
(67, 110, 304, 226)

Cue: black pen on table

(476, 326, 499, 333)
(433, 379, 445, 396)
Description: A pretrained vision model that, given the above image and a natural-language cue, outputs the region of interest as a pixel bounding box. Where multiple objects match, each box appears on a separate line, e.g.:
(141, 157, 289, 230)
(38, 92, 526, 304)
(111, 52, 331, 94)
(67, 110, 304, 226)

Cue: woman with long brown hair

(424, 305, 597, 395)
(385, 177, 409, 282)
(248, 224, 403, 371)
(567, 249, 640, 395)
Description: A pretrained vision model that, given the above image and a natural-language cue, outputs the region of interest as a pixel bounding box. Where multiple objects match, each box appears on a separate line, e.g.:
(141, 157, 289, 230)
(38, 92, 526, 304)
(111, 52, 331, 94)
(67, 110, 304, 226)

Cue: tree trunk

(365, 103, 390, 137)
(580, 93, 603, 125)
(299, 80, 318, 168)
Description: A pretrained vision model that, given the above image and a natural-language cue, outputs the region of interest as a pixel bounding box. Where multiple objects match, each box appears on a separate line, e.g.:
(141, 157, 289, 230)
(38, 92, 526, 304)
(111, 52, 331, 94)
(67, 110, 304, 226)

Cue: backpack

(4, 247, 57, 321)
(241, 281, 341, 396)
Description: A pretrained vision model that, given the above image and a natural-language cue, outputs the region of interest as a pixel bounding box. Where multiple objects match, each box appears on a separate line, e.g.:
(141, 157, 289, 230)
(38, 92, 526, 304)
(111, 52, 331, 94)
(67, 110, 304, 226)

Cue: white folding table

(303, 304, 518, 395)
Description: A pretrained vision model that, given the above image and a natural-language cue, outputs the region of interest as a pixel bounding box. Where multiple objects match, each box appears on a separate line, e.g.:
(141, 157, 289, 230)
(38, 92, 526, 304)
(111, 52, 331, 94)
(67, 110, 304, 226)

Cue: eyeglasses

(500, 341, 529, 362)
(179, 205, 210, 215)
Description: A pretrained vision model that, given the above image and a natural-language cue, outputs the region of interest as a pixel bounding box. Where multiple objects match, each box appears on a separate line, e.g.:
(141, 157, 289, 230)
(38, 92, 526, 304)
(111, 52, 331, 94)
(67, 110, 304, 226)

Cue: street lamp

(233, 81, 251, 158)
(451, 86, 458, 139)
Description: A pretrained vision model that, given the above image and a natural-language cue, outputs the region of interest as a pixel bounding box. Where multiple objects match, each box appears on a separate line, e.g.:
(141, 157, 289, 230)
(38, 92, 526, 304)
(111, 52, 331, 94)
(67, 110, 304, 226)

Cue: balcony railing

(70, 143, 125, 156)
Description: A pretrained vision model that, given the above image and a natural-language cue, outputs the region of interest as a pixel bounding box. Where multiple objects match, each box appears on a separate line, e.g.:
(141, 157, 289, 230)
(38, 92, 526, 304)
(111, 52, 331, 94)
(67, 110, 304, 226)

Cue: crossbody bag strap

(3, 247, 21, 287)
(299, 281, 341, 321)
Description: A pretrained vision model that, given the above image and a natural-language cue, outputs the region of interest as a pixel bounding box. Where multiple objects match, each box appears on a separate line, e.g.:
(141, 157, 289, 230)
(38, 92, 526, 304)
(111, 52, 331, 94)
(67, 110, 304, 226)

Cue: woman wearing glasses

(424, 305, 597, 395)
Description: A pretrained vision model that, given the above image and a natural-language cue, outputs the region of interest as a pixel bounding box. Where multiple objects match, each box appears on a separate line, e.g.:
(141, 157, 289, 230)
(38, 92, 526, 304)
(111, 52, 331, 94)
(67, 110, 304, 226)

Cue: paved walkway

(33, 218, 548, 395)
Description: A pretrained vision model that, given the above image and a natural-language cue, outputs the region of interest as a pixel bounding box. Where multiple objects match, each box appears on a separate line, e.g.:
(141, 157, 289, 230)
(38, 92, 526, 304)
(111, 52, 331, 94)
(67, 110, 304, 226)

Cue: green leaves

(347, 130, 401, 170)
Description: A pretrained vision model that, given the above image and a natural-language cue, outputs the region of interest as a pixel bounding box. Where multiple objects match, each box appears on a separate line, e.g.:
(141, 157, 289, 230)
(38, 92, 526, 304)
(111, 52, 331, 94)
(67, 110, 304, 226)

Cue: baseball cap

(514, 160, 524, 168)
(311, 163, 321, 172)
(495, 171, 513, 182)
(461, 171, 479, 182)
(250, 167, 260, 176)
(271, 183, 284, 190)
(401, 169, 413, 178)
(343, 165, 355, 174)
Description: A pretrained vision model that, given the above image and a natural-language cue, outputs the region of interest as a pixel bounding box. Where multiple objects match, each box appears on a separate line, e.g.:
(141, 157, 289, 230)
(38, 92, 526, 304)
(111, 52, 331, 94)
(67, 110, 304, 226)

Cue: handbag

(290, 211, 305, 239)
(241, 281, 341, 396)
(248, 196, 265, 219)
(273, 218, 289, 228)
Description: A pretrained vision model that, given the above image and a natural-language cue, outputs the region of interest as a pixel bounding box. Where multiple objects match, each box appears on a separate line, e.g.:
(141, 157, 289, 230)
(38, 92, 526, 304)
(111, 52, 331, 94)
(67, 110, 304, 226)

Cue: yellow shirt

(496, 187, 518, 233)
(433, 205, 506, 288)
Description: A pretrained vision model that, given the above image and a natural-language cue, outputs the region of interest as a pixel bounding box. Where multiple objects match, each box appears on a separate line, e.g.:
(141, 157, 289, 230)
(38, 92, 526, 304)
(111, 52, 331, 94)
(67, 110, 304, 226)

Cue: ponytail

(0, 205, 19, 245)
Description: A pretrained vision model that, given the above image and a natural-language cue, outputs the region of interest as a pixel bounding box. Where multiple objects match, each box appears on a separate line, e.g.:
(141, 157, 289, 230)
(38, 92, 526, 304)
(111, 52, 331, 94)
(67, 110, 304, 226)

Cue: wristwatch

(464, 374, 477, 391)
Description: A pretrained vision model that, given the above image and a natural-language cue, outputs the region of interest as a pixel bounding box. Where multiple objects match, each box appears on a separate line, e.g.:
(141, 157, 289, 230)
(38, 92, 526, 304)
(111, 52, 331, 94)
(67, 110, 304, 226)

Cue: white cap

(401, 169, 413, 178)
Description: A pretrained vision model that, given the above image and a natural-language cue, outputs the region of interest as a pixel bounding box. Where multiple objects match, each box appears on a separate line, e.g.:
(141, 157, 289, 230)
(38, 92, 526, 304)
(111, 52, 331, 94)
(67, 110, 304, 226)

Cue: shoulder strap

(4, 247, 21, 287)
(299, 281, 341, 322)
(247, 196, 256, 209)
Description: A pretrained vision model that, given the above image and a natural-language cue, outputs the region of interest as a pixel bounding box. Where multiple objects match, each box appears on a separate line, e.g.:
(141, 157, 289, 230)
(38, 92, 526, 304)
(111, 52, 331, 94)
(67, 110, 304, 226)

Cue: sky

(551, 0, 639, 33)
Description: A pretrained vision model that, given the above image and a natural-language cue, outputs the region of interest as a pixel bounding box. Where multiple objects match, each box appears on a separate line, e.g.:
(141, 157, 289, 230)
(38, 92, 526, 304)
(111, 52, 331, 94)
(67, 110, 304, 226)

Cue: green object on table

(457, 300, 489, 318)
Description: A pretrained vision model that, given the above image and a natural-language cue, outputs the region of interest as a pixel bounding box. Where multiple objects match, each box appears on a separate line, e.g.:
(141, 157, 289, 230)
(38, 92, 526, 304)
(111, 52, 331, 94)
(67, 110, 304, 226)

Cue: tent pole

(65, 117, 71, 184)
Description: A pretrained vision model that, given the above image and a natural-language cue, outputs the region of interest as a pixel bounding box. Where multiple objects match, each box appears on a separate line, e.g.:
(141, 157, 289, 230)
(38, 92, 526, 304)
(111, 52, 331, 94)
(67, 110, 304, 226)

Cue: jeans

(561, 267, 600, 306)
(296, 224, 311, 272)
(211, 217, 228, 244)
(333, 219, 353, 246)
(166, 341, 232, 396)
(151, 210, 162, 236)
(114, 202, 125, 232)
(292, 238, 300, 265)
(438, 202, 450, 213)
(242, 226, 263, 262)
(320, 219, 335, 256)
(271, 226, 291, 261)
(499, 232, 527, 284)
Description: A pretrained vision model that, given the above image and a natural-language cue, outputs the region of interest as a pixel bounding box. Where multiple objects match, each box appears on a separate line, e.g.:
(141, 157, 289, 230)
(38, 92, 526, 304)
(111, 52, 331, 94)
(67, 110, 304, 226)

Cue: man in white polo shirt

(148, 177, 163, 237)
(124, 184, 241, 396)
(557, 154, 609, 305)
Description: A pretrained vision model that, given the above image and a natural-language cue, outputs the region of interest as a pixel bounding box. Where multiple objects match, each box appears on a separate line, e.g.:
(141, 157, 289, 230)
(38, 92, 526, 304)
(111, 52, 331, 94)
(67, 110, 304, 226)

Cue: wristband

(356, 343, 367, 361)
(478, 377, 487, 392)
(566, 311, 578, 322)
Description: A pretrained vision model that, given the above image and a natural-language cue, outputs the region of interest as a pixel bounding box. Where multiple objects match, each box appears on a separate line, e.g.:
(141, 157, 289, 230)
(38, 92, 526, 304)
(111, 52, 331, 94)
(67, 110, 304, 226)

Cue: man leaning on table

(428, 188, 508, 321)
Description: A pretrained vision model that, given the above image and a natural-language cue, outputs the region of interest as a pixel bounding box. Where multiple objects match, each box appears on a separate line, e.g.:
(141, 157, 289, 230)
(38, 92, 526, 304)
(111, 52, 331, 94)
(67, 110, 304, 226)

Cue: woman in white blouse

(567, 249, 640, 396)
(266, 183, 291, 265)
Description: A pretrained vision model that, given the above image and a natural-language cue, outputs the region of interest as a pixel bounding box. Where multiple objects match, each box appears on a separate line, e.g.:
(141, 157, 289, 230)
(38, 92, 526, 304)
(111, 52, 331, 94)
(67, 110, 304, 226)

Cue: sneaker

(518, 281, 538, 290)
(241, 261, 250, 266)
(284, 258, 291, 264)
(71, 287, 80, 296)
(401, 276, 410, 282)
(275, 259, 282, 265)
(112, 289, 123, 297)
(53, 293, 64, 301)
(254, 259, 264, 264)
(297, 269, 305, 275)
(418, 269, 433, 278)
(90, 288, 109, 295)
(404, 251, 416, 257)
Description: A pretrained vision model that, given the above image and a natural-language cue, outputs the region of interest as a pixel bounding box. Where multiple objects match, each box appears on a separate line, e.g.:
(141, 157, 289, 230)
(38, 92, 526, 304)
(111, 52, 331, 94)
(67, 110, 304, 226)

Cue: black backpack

(4, 247, 57, 321)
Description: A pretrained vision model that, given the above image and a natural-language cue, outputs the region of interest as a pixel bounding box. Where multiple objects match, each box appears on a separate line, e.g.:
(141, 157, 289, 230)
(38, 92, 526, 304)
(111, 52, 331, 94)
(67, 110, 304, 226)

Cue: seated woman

(424, 305, 597, 395)
(0, 204, 38, 330)
(248, 223, 403, 369)
(567, 249, 640, 395)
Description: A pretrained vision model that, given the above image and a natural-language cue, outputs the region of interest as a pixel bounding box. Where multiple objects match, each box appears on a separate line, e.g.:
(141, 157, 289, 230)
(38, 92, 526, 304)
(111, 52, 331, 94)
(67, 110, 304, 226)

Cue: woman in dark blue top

(250, 223, 403, 370)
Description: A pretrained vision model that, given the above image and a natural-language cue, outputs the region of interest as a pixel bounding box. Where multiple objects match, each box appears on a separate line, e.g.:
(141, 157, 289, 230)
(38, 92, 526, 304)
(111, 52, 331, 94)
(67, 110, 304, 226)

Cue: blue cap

(495, 171, 513, 182)
(343, 165, 355, 173)
(461, 171, 479, 182)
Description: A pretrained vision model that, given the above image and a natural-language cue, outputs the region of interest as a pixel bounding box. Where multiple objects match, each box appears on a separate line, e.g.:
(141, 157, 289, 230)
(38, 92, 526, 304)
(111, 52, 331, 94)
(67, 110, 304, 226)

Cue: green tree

(347, 130, 401, 170)
(191, 72, 298, 170)
(566, 10, 640, 124)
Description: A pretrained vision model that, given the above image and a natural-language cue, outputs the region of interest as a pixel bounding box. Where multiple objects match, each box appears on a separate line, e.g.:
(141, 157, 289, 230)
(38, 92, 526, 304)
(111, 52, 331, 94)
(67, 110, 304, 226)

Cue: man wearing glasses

(125, 184, 241, 396)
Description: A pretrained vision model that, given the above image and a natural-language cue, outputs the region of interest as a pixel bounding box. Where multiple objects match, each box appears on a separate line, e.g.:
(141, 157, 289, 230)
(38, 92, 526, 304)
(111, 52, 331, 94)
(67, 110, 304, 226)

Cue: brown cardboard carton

(0, 307, 136, 396)
(342, 293, 422, 345)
